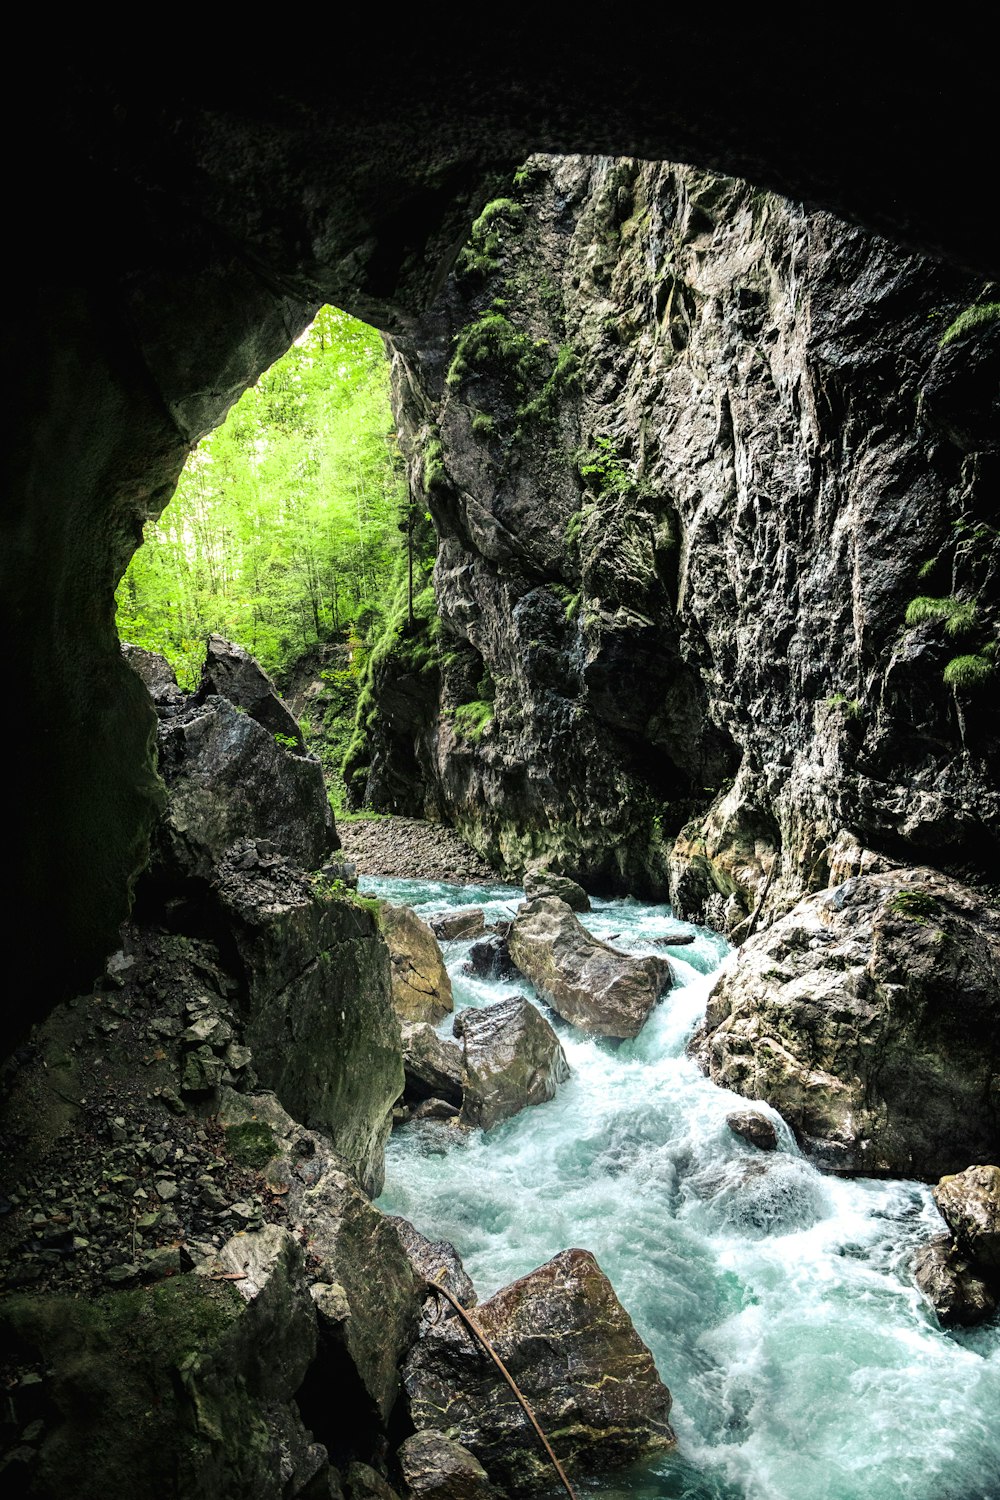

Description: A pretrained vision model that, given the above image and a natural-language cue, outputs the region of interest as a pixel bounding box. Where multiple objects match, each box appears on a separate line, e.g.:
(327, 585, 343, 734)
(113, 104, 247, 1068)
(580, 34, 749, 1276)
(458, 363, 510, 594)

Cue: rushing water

(368, 876, 1000, 1500)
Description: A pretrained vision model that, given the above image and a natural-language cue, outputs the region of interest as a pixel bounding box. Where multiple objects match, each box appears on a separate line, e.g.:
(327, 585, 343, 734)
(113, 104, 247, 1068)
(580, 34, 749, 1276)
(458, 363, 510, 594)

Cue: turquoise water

(369, 877, 1000, 1500)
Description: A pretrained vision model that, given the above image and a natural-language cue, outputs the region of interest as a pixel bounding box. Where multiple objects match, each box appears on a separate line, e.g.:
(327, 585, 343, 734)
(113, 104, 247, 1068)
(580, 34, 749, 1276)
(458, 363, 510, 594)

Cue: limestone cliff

(352, 156, 999, 918)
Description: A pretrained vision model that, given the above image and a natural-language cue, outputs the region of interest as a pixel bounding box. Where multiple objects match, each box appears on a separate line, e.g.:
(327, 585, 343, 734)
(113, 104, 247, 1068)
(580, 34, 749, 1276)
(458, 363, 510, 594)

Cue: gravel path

(337, 816, 499, 883)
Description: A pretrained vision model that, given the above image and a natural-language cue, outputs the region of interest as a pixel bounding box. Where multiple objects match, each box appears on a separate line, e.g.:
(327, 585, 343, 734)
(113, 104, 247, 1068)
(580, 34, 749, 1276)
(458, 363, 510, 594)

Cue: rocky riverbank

(338, 816, 498, 883)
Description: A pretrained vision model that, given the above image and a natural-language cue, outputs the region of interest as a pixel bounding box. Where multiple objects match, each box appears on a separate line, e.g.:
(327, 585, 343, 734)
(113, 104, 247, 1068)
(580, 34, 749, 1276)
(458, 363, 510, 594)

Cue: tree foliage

(116, 307, 407, 686)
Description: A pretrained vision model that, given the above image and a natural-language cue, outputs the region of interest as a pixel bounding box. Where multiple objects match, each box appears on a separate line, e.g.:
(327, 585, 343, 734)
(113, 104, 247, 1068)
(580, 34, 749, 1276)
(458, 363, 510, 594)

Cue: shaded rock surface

(509, 896, 671, 1039)
(693, 867, 1000, 1177)
(401, 1024, 466, 1110)
(403, 1247, 674, 1494)
(523, 871, 590, 912)
(454, 996, 569, 1129)
(912, 1234, 998, 1328)
(379, 904, 454, 1025)
(398, 1430, 497, 1500)
(431, 907, 488, 942)
(387, 1217, 478, 1308)
(464, 935, 517, 983)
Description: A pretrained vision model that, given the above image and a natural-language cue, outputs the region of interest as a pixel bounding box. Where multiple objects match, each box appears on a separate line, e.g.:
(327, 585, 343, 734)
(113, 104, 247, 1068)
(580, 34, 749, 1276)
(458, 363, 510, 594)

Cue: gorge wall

(352, 155, 999, 928)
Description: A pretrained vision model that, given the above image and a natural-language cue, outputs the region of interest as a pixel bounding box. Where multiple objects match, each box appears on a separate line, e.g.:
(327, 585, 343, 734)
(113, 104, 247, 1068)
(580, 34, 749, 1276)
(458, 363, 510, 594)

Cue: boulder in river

(912, 1235, 998, 1327)
(379, 904, 454, 1025)
(402, 1023, 466, 1109)
(463, 935, 517, 982)
(933, 1165, 1000, 1271)
(509, 896, 672, 1039)
(388, 1216, 478, 1307)
(523, 870, 590, 911)
(691, 868, 1000, 1177)
(403, 1246, 674, 1494)
(726, 1110, 779, 1152)
(431, 907, 488, 942)
(455, 996, 570, 1130)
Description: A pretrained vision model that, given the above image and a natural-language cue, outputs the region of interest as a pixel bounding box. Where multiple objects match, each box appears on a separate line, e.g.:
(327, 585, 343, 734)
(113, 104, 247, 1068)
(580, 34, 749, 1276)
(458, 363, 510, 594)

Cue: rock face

(214, 851, 403, 1197)
(693, 868, 1000, 1177)
(454, 996, 570, 1129)
(401, 1023, 466, 1110)
(198, 635, 306, 750)
(349, 154, 997, 918)
(912, 1235, 998, 1328)
(402, 1247, 674, 1493)
(934, 1166, 1000, 1271)
(509, 897, 671, 1039)
(388, 1216, 478, 1308)
(379, 904, 454, 1024)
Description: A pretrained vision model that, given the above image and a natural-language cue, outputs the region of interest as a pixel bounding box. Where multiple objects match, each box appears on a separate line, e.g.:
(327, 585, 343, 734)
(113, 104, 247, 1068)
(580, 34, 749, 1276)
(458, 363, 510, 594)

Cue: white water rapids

(368, 876, 1000, 1500)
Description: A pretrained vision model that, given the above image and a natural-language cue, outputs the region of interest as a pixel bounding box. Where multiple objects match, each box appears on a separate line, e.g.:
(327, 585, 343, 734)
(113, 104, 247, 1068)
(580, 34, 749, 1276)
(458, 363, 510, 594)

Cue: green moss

(824, 692, 862, 719)
(940, 301, 1000, 347)
(905, 595, 979, 636)
(887, 889, 942, 923)
(471, 410, 496, 438)
(446, 310, 547, 394)
(455, 198, 526, 280)
(423, 433, 448, 492)
(515, 343, 580, 430)
(452, 700, 494, 742)
(224, 1120, 277, 1170)
(943, 653, 993, 688)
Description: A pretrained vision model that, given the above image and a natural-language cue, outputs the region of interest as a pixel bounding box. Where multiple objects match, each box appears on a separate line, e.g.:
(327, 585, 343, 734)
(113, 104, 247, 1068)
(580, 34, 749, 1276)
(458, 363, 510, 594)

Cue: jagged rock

(912, 1235, 998, 1327)
(379, 904, 454, 1025)
(933, 1166, 1000, 1271)
(454, 997, 569, 1130)
(402, 1247, 674, 1494)
(388, 1216, 478, 1306)
(220, 1091, 420, 1426)
(509, 897, 671, 1039)
(463, 936, 517, 982)
(121, 643, 187, 715)
(344, 1464, 401, 1500)
(692, 868, 1000, 1177)
(398, 1431, 497, 1499)
(155, 697, 336, 881)
(401, 1024, 465, 1109)
(726, 1111, 779, 1152)
(431, 908, 488, 942)
(523, 871, 590, 912)
(0, 1229, 324, 1500)
(214, 858, 403, 1196)
(198, 634, 306, 752)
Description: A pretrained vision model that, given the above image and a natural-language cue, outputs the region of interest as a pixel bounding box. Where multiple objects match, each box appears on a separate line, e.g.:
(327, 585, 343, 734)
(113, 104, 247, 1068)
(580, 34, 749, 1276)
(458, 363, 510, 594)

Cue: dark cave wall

(3, 43, 997, 1049)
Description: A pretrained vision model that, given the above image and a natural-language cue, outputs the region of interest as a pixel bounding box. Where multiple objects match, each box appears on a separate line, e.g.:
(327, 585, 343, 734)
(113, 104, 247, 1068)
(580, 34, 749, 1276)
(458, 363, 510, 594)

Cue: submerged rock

(379, 904, 454, 1025)
(455, 996, 569, 1130)
(403, 1247, 674, 1494)
(912, 1235, 998, 1327)
(934, 1166, 1000, 1271)
(523, 871, 590, 912)
(692, 868, 1000, 1177)
(509, 896, 671, 1039)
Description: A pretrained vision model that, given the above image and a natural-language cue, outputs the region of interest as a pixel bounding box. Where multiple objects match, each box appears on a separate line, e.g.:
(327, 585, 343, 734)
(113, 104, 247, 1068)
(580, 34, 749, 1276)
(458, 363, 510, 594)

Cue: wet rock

(523, 871, 590, 912)
(155, 697, 336, 882)
(378, 904, 454, 1025)
(398, 1430, 497, 1499)
(221, 1090, 420, 1427)
(692, 868, 1000, 1177)
(912, 1235, 998, 1327)
(388, 1216, 478, 1306)
(344, 1463, 401, 1500)
(198, 633, 306, 752)
(933, 1165, 1000, 1271)
(410, 1098, 461, 1122)
(401, 1024, 465, 1109)
(431, 908, 488, 942)
(463, 936, 517, 982)
(403, 1247, 674, 1494)
(509, 897, 671, 1039)
(214, 856, 403, 1197)
(726, 1111, 779, 1152)
(454, 997, 569, 1130)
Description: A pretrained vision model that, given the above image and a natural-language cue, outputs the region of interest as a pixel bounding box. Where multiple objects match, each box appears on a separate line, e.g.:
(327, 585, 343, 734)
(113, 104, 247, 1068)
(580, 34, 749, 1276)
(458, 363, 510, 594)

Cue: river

(368, 876, 1000, 1500)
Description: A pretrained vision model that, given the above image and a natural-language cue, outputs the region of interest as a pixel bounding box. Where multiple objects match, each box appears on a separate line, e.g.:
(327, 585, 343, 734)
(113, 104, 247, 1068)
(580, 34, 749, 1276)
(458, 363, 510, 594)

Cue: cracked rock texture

(354, 154, 998, 921)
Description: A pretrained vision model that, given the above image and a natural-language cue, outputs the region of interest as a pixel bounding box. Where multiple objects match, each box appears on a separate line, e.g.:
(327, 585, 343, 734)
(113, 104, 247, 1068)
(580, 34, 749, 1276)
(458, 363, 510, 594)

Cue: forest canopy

(116, 306, 407, 688)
